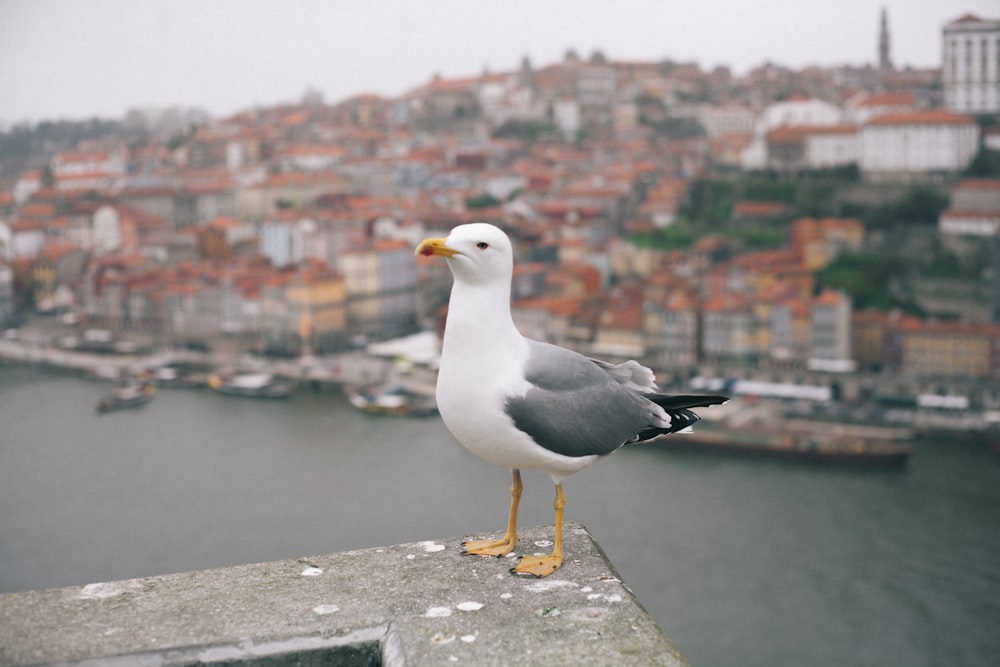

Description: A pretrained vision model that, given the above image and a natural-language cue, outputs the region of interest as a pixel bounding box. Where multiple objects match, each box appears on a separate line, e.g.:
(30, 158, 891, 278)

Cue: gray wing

(589, 358, 658, 393)
(504, 340, 666, 458)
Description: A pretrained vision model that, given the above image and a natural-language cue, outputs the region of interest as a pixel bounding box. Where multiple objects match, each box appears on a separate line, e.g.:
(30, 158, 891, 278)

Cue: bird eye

(476, 242, 489, 250)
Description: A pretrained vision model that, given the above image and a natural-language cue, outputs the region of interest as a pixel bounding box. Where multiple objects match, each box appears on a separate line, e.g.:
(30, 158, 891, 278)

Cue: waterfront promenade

(2, 326, 996, 439)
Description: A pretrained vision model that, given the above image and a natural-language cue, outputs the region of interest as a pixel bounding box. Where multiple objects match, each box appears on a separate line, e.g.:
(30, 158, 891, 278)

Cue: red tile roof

(940, 208, 1000, 220)
(734, 200, 790, 218)
(599, 304, 644, 331)
(867, 110, 974, 126)
(894, 317, 1000, 337)
(767, 124, 857, 143)
(947, 13, 988, 25)
(19, 202, 57, 219)
(514, 296, 585, 318)
(955, 179, 1000, 191)
(854, 92, 916, 108)
(814, 289, 848, 306)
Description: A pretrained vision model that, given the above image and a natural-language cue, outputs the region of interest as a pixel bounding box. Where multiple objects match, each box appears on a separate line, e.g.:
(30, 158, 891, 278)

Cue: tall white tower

(942, 14, 1000, 115)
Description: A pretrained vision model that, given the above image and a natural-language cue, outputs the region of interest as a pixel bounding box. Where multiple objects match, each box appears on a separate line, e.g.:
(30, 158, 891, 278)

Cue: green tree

(465, 193, 501, 209)
(965, 149, 1000, 177)
(815, 253, 923, 314)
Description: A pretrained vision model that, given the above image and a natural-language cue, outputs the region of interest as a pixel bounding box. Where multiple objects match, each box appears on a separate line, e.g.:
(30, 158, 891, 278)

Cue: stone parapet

(0, 523, 687, 666)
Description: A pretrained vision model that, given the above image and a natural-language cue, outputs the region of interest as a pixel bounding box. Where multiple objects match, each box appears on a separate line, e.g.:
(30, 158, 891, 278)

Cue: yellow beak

(416, 237, 458, 258)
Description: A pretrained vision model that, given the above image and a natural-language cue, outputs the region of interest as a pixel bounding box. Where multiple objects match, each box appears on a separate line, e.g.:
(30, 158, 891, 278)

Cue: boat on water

(96, 380, 156, 413)
(207, 372, 292, 398)
(345, 384, 437, 417)
(658, 426, 912, 466)
(151, 365, 206, 389)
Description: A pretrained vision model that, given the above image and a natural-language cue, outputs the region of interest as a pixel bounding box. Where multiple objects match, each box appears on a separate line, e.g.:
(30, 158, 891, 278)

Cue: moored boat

(658, 426, 912, 466)
(345, 384, 437, 417)
(96, 380, 156, 413)
(207, 372, 292, 398)
(151, 365, 205, 389)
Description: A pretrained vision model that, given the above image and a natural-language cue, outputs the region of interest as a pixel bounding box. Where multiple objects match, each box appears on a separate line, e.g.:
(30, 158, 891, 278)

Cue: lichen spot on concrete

(419, 541, 446, 553)
(456, 601, 483, 611)
(425, 606, 452, 618)
(312, 604, 339, 615)
(524, 579, 579, 593)
(300, 567, 323, 577)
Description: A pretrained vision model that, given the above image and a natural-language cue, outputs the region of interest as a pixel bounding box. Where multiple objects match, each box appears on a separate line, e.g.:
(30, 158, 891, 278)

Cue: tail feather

(635, 394, 728, 443)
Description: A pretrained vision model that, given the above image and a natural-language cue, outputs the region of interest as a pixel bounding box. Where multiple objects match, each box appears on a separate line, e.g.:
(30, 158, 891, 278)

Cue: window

(983, 38, 989, 82)
(949, 38, 958, 80)
(967, 38, 974, 80)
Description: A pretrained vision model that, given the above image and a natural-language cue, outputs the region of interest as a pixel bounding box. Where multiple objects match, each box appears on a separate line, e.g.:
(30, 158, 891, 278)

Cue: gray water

(1, 365, 998, 666)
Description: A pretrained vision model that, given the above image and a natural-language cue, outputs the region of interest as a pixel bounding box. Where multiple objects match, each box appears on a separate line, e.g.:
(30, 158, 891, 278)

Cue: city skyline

(2, 0, 996, 125)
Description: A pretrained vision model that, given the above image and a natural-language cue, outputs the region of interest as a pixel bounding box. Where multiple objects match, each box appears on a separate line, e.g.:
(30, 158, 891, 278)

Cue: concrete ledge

(0, 523, 687, 666)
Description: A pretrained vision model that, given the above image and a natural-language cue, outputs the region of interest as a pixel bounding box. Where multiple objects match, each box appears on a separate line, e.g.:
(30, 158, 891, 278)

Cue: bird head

(416, 223, 513, 286)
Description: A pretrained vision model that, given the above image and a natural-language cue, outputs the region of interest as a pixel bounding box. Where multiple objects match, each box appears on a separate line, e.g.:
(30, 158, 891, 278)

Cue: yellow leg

(464, 469, 522, 557)
(512, 483, 565, 577)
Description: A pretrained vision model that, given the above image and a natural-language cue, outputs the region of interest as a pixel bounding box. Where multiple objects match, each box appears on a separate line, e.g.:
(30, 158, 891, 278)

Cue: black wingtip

(635, 394, 728, 442)
(650, 394, 729, 410)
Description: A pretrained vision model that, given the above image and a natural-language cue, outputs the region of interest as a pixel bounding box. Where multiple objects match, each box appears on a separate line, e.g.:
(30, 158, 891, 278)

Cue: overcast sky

(0, 0, 993, 125)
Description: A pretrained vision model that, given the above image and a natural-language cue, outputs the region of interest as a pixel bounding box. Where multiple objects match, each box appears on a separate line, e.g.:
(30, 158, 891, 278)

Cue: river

(1, 365, 997, 666)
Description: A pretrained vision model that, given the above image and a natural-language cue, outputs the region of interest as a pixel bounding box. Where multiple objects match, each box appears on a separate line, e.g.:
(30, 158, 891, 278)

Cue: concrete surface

(0, 522, 688, 666)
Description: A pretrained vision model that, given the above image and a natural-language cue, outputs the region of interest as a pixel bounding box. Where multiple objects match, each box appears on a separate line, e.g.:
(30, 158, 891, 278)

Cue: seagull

(416, 223, 727, 577)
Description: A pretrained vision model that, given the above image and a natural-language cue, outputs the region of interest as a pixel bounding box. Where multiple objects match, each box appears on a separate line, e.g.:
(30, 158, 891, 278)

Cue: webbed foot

(511, 553, 563, 577)
(463, 533, 519, 558)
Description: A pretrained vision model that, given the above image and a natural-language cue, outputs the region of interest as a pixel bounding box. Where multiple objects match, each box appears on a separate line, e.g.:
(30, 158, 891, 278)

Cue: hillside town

(1, 10, 999, 421)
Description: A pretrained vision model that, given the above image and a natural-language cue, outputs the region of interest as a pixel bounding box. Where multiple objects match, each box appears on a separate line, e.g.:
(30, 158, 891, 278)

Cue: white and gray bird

(417, 223, 726, 577)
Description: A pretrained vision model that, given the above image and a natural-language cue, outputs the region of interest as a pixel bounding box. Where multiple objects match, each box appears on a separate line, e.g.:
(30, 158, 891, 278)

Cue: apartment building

(855, 310, 1000, 379)
(263, 264, 348, 353)
(809, 289, 854, 371)
(339, 240, 418, 337)
(888, 319, 1000, 379)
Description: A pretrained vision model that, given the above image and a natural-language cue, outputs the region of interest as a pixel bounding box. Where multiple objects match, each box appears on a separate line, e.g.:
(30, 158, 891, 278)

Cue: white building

(809, 289, 854, 372)
(13, 171, 41, 206)
(0, 221, 10, 260)
(754, 97, 843, 134)
(698, 104, 755, 138)
(843, 91, 917, 125)
(805, 126, 859, 168)
(860, 110, 980, 174)
(553, 100, 582, 141)
(942, 13, 1000, 115)
(277, 145, 348, 172)
(766, 125, 859, 171)
(939, 179, 1000, 237)
(91, 206, 123, 254)
(0, 261, 13, 324)
(742, 97, 844, 169)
